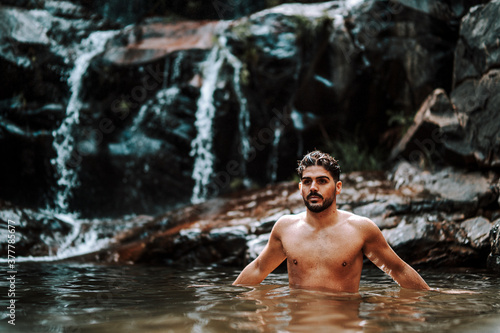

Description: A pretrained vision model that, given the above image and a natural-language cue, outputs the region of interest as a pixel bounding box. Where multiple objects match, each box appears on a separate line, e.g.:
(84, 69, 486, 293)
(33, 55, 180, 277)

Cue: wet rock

(396, 0, 490, 20)
(392, 161, 496, 206)
(0, 199, 153, 259)
(389, 89, 464, 167)
(102, 21, 218, 65)
(449, 68, 500, 168)
(0, 4, 116, 211)
(392, 1, 500, 169)
(0, 103, 66, 208)
(43, 1, 90, 20)
(90, 182, 301, 266)
(453, 1, 500, 86)
(382, 215, 494, 267)
(461, 216, 493, 250)
(487, 220, 500, 272)
(0, 201, 72, 258)
(70, 37, 209, 216)
(329, 0, 458, 147)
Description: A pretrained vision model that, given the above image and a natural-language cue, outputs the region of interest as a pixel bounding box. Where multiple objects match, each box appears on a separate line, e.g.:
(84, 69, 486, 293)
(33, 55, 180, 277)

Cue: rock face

(488, 220, 500, 272)
(386, 0, 500, 268)
(389, 88, 462, 167)
(69, 21, 218, 216)
(390, 1, 500, 169)
(2, 0, 494, 217)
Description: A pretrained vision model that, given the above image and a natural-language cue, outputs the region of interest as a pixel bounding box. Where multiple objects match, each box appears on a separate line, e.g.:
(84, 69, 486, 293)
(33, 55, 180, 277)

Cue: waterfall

(190, 35, 257, 203)
(171, 52, 185, 84)
(291, 108, 305, 157)
(190, 46, 225, 204)
(269, 118, 283, 183)
(190, 30, 255, 203)
(220, 40, 252, 186)
(51, 30, 117, 214)
(131, 86, 181, 130)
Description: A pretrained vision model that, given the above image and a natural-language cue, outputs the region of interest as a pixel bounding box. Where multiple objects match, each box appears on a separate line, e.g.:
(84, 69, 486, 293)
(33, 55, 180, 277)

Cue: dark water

(1, 263, 499, 332)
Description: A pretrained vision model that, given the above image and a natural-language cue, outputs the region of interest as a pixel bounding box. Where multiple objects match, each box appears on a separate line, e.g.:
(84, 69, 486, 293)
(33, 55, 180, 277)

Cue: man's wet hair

(297, 150, 341, 182)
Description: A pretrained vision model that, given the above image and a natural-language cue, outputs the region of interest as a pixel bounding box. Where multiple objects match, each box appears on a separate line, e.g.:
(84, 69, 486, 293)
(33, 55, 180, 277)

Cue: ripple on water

(1, 264, 499, 333)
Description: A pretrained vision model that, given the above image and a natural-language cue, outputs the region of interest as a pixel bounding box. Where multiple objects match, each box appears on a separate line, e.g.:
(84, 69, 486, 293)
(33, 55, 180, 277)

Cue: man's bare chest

(281, 228, 364, 269)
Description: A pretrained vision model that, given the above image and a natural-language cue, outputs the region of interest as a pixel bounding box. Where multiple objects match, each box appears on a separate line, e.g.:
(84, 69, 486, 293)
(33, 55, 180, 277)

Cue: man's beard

(303, 193, 335, 213)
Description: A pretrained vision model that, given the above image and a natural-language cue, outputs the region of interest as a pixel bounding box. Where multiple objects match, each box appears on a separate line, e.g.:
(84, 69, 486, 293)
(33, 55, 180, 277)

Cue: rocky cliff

(0, 0, 499, 271)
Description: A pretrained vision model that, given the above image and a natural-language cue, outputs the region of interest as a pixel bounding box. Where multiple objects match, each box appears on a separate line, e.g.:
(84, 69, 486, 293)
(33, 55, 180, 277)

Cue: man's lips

(307, 193, 323, 200)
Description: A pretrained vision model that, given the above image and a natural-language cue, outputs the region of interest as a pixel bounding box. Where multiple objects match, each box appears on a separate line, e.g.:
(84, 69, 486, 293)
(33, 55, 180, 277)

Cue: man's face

(299, 165, 341, 213)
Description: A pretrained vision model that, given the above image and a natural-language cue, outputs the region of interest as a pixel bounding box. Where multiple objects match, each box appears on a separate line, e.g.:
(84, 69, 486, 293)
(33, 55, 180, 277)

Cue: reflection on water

(1, 263, 499, 332)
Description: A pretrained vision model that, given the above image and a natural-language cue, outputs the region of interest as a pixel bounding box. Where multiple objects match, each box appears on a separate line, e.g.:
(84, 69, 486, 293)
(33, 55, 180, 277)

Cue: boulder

(327, 0, 457, 146)
(389, 88, 464, 167)
(388, 1, 500, 170)
(0, 199, 153, 259)
(101, 21, 218, 66)
(453, 1, 500, 86)
(91, 182, 303, 266)
(487, 219, 500, 272)
(449, 68, 500, 168)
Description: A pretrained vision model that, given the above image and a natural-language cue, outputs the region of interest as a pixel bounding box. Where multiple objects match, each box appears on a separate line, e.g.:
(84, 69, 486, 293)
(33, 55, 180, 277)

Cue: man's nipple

(342, 261, 347, 267)
(293, 259, 298, 265)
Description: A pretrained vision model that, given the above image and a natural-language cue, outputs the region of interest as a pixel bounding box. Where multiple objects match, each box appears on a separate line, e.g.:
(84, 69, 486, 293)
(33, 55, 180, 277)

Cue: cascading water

(268, 117, 283, 183)
(190, 33, 256, 203)
(220, 38, 252, 186)
(291, 108, 305, 157)
(190, 46, 225, 204)
(51, 30, 117, 214)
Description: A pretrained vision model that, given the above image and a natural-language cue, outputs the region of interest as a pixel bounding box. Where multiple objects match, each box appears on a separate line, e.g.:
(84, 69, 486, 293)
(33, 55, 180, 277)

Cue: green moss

(322, 131, 384, 173)
(230, 20, 254, 41)
(386, 109, 414, 136)
(240, 65, 251, 86)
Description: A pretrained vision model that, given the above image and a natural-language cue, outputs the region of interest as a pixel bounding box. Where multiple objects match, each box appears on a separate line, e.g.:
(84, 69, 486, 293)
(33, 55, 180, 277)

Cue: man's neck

(305, 204, 339, 229)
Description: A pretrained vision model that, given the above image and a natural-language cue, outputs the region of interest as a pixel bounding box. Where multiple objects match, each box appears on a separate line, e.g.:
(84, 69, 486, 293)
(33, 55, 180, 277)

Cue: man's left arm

(361, 219, 430, 290)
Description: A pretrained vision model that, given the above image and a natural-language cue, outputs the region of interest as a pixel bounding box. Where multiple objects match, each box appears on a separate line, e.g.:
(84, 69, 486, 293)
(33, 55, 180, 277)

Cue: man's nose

(310, 181, 319, 191)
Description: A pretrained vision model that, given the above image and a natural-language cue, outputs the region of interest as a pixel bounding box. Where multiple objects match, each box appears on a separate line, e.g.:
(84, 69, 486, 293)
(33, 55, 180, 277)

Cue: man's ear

(298, 182, 302, 191)
(336, 181, 342, 194)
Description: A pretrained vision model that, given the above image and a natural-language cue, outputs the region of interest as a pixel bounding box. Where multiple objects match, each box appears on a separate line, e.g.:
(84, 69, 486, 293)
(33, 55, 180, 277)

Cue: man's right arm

(361, 218, 430, 290)
(233, 219, 287, 285)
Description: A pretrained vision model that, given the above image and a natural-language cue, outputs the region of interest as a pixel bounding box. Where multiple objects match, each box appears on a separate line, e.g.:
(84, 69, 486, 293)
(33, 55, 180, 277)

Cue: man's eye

(303, 180, 311, 185)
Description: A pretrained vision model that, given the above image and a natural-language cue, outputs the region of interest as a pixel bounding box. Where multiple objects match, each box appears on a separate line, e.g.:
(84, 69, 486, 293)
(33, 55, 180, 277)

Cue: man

(233, 150, 430, 292)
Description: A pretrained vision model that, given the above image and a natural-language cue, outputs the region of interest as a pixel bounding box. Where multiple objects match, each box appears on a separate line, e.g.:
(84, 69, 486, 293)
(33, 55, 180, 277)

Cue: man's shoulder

(273, 212, 304, 230)
(341, 210, 377, 228)
(276, 212, 304, 224)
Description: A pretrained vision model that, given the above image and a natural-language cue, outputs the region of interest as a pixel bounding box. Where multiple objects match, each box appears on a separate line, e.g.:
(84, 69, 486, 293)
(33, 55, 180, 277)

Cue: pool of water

(1, 263, 499, 332)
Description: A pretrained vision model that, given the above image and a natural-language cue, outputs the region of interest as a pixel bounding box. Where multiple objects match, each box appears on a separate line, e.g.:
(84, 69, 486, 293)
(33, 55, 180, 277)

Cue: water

(190, 45, 225, 204)
(51, 30, 117, 214)
(268, 117, 283, 183)
(190, 30, 253, 203)
(1, 264, 499, 332)
(219, 37, 252, 178)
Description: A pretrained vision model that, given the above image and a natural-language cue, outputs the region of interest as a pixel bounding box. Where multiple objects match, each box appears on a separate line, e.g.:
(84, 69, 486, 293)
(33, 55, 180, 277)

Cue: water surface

(1, 263, 499, 332)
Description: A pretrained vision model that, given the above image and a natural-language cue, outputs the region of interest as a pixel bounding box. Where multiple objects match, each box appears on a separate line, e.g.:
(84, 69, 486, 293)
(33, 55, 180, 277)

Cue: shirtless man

(233, 150, 430, 292)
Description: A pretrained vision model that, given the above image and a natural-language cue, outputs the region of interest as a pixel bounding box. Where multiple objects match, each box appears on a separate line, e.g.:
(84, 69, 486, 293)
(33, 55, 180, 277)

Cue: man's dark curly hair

(297, 150, 341, 182)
